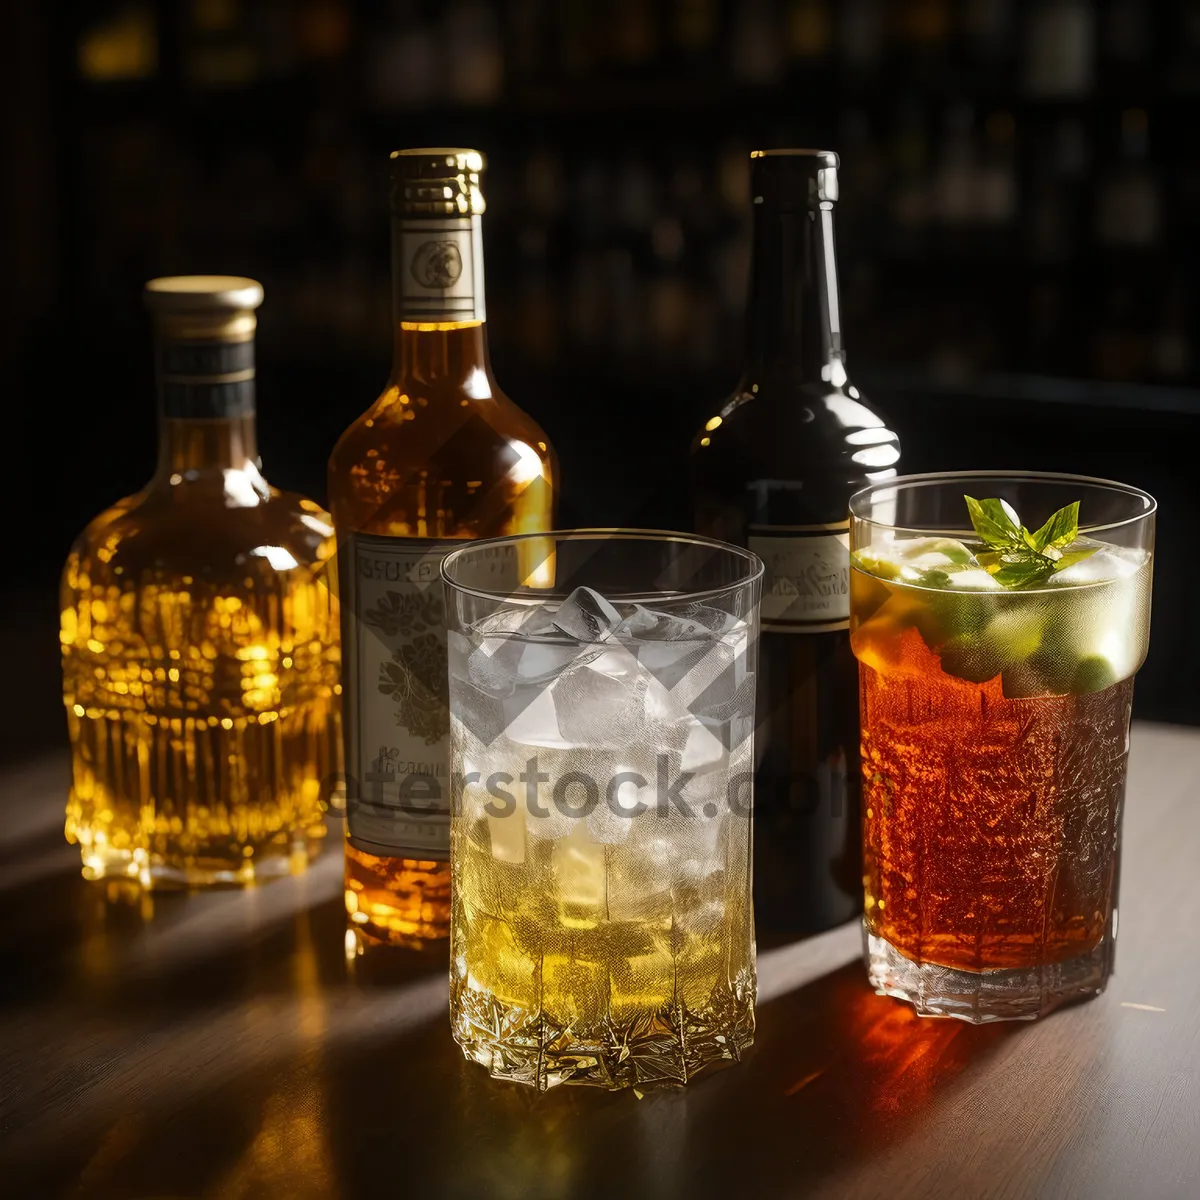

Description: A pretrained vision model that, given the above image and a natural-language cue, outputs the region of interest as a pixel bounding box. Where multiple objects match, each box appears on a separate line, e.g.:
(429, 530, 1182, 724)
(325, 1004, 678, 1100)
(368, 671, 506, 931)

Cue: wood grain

(1, 723, 1197, 1200)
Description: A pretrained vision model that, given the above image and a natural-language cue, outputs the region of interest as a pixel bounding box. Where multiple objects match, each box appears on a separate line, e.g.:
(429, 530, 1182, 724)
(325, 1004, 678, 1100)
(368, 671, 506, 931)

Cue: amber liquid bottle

(329, 149, 557, 948)
(61, 277, 342, 887)
(690, 150, 901, 934)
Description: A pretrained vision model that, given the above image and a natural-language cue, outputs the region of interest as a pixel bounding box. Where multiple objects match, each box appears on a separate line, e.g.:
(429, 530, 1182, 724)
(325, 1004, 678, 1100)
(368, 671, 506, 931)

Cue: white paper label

(396, 216, 485, 323)
(343, 534, 459, 859)
(748, 525, 851, 633)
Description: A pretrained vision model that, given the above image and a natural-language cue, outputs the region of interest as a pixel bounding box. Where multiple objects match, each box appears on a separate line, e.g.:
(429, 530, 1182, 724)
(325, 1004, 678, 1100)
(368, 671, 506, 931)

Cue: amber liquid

(859, 625, 1131, 971)
(329, 322, 556, 947)
(61, 417, 342, 887)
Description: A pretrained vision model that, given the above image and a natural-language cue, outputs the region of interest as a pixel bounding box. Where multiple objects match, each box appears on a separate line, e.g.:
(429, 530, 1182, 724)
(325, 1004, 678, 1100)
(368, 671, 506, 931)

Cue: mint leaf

(1053, 546, 1100, 572)
(991, 558, 1053, 587)
(965, 495, 1096, 590)
(1028, 501, 1080, 552)
(965, 495, 1024, 549)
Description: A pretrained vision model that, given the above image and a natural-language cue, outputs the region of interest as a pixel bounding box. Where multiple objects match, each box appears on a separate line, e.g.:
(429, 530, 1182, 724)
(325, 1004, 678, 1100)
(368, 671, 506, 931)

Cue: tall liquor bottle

(61, 277, 342, 887)
(690, 150, 900, 933)
(329, 149, 557, 948)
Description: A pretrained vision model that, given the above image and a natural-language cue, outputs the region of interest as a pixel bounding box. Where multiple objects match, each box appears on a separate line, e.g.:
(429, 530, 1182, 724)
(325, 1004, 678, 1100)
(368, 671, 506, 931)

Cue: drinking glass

(442, 530, 762, 1088)
(849, 472, 1155, 1021)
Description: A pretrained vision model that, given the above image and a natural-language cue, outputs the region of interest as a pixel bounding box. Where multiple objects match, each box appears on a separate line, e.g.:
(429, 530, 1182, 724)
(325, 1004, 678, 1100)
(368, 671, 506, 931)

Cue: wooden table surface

(1, 722, 1198, 1200)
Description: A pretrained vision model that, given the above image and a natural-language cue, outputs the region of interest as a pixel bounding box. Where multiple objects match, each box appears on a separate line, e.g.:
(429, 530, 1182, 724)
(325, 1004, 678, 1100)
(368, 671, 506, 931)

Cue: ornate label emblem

(748, 527, 852, 632)
(410, 240, 464, 289)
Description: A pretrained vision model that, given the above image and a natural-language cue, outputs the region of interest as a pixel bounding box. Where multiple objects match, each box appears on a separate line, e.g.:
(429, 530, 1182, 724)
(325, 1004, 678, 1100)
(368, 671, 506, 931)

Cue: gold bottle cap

(390, 148, 486, 217)
(145, 275, 264, 311)
(144, 276, 263, 341)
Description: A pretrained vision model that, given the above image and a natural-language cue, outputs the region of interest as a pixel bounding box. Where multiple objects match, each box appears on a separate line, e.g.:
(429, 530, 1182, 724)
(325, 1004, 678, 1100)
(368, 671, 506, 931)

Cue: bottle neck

(391, 320, 492, 387)
(744, 199, 845, 384)
(153, 328, 261, 473)
(157, 415, 259, 474)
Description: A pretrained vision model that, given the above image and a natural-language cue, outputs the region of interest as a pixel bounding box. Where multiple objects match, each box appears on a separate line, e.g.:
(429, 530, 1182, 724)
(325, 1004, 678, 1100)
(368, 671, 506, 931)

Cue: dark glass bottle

(690, 149, 901, 934)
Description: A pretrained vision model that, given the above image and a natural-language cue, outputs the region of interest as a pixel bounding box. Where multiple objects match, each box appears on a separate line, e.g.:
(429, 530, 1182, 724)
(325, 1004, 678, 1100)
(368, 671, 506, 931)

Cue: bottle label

(748, 524, 851, 633)
(342, 533, 461, 859)
(157, 337, 255, 418)
(395, 216, 486, 323)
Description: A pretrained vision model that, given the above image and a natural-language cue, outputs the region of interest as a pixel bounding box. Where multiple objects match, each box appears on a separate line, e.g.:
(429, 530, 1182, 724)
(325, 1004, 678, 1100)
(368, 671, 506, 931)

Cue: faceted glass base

(864, 926, 1115, 1023)
(452, 985, 755, 1091)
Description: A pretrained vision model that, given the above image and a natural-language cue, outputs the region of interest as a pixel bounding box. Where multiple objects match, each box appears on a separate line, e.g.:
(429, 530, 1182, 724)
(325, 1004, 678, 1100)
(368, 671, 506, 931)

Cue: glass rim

(849, 470, 1157, 537)
(440, 527, 765, 606)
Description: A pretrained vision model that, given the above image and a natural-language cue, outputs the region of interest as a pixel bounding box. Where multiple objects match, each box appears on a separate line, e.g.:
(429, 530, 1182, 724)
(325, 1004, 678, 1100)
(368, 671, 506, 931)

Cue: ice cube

(690, 666, 755, 725)
(615, 604, 702, 640)
(919, 537, 977, 565)
(894, 537, 980, 580)
(680, 718, 729, 775)
(686, 605, 746, 634)
(1053, 575, 1148, 686)
(1050, 543, 1142, 587)
(638, 635, 714, 692)
(514, 638, 582, 684)
(647, 636, 748, 726)
(552, 644, 645, 748)
(857, 537, 980, 583)
(614, 604, 657, 637)
(947, 569, 1003, 591)
(503, 684, 568, 748)
(552, 586, 623, 642)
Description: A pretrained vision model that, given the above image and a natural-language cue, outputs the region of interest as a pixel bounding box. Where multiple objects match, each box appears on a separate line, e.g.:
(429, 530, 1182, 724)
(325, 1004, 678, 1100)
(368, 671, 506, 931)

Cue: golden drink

(445, 532, 761, 1089)
(61, 277, 341, 887)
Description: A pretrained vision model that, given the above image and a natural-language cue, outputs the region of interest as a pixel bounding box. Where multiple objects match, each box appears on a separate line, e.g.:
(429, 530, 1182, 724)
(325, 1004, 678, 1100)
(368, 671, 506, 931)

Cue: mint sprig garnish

(964, 495, 1099, 587)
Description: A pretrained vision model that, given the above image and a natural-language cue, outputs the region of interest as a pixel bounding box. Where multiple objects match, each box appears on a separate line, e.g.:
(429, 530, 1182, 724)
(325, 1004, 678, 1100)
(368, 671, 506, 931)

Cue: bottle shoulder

(690, 377, 902, 532)
(332, 381, 553, 460)
(63, 479, 335, 592)
(692, 378, 900, 470)
(327, 380, 557, 533)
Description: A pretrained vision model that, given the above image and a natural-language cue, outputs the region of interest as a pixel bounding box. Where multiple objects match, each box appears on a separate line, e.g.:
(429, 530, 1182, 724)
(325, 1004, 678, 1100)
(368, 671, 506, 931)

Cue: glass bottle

(329, 149, 557, 949)
(61, 276, 342, 887)
(690, 150, 901, 934)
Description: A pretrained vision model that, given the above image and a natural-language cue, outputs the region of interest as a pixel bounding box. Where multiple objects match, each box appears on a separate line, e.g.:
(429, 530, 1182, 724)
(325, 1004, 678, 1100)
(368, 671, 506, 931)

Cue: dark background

(3, 0, 1199, 762)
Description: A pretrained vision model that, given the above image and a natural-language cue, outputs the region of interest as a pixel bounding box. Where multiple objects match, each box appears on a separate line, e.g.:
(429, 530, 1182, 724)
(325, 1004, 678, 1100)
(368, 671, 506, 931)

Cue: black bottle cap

(750, 149, 840, 209)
